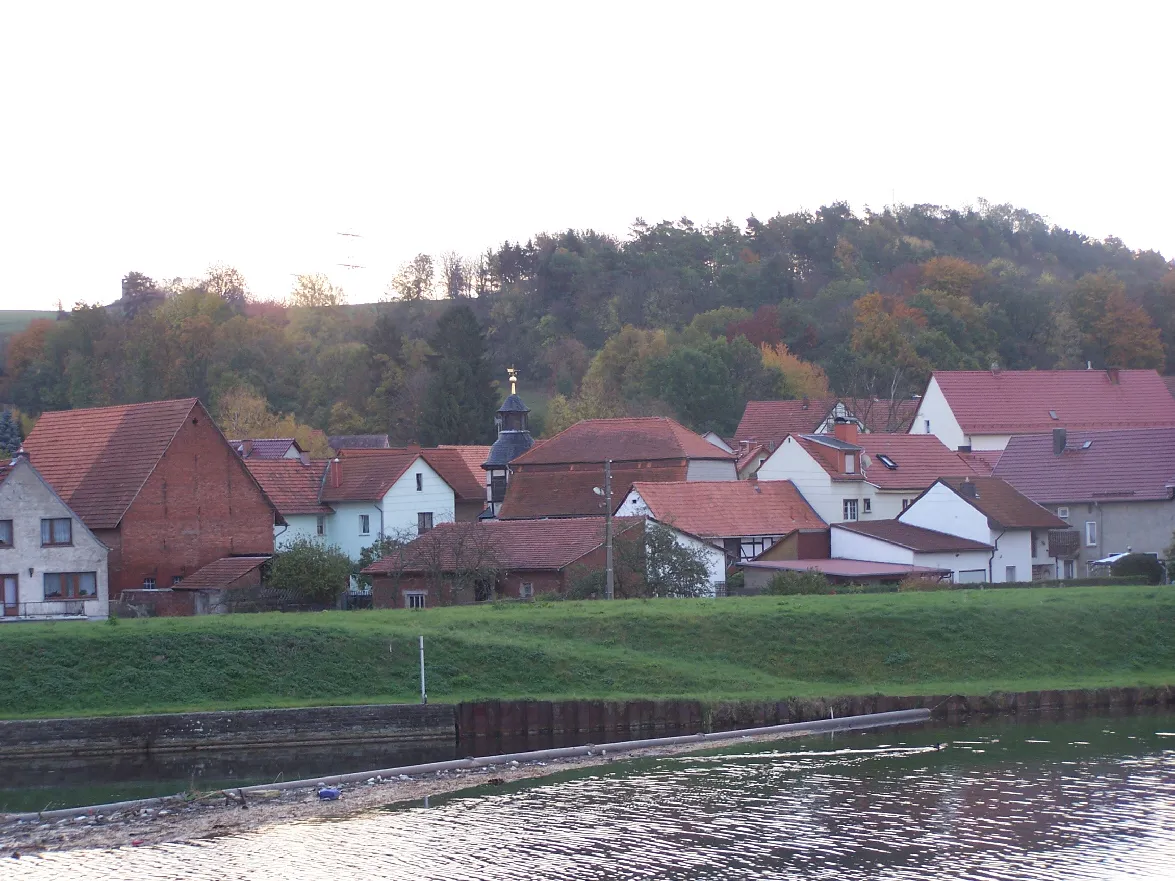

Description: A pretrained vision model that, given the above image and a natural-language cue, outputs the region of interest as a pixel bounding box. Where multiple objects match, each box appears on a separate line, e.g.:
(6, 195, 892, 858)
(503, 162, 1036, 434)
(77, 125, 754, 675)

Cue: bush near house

(1111, 553, 1165, 585)
(267, 537, 353, 603)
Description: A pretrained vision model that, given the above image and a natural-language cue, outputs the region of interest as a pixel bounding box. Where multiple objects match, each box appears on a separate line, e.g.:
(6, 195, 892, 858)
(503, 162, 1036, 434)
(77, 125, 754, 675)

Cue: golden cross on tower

(507, 366, 518, 395)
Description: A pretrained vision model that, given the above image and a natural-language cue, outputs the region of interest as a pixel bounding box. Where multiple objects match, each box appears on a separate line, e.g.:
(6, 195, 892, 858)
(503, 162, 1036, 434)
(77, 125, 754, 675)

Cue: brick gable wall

(109, 410, 276, 595)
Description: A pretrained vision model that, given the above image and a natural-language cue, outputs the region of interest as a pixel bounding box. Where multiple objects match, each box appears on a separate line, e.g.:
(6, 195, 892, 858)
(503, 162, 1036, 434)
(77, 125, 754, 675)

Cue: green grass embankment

(1, 586, 1172, 719)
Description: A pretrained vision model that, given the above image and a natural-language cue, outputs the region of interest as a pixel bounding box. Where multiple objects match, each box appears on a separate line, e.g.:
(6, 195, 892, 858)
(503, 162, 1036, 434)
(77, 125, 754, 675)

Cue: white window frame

(417, 512, 434, 535)
(1064, 559, 1075, 579)
(142, 577, 156, 590)
(316, 514, 326, 536)
(519, 582, 534, 599)
(957, 569, 986, 583)
(862, 498, 872, 514)
(901, 498, 912, 511)
(1057, 506, 1070, 522)
(1085, 520, 1097, 547)
(415, 472, 423, 492)
(924, 418, 931, 433)
(359, 514, 371, 536)
(405, 591, 427, 609)
(1005, 565, 1016, 582)
(843, 499, 858, 521)
(844, 453, 856, 474)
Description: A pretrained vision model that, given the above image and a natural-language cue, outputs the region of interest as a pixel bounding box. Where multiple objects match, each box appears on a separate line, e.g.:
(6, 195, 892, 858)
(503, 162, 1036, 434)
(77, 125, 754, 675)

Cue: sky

(2, 1, 1172, 311)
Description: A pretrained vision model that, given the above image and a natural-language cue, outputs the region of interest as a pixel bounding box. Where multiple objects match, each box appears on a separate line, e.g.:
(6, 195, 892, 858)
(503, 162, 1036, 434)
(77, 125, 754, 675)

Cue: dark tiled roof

(498, 394, 530, 413)
(245, 459, 331, 515)
(421, 447, 487, 502)
(936, 476, 1068, 530)
(497, 462, 689, 519)
(319, 449, 421, 502)
(328, 434, 391, 450)
(22, 398, 200, 529)
(627, 480, 826, 538)
(735, 399, 833, 445)
(483, 431, 535, 468)
(959, 450, 1002, 475)
(177, 555, 270, 589)
(834, 520, 993, 552)
(363, 517, 642, 574)
(738, 559, 950, 578)
(511, 418, 734, 466)
(993, 428, 1175, 504)
(229, 438, 300, 459)
(932, 369, 1175, 434)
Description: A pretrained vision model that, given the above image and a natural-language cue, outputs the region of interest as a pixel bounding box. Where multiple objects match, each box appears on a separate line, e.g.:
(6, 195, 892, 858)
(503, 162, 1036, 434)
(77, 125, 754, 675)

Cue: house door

(2, 576, 17, 617)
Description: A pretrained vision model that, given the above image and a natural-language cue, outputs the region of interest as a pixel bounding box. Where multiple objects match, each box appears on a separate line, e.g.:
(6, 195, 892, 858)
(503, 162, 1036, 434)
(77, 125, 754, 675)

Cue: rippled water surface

(12, 713, 1175, 879)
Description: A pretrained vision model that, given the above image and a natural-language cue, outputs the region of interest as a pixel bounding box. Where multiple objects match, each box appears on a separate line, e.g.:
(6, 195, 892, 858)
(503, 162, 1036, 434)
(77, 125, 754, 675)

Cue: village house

(993, 427, 1175, 577)
(229, 437, 307, 461)
(1, 455, 110, 620)
(615, 479, 827, 564)
(737, 557, 951, 591)
(734, 397, 920, 452)
(497, 417, 736, 520)
(755, 420, 977, 524)
(21, 398, 280, 598)
(897, 476, 1068, 582)
(244, 458, 333, 549)
(908, 368, 1175, 452)
(829, 520, 996, 584)
(363, 517, 648, 608)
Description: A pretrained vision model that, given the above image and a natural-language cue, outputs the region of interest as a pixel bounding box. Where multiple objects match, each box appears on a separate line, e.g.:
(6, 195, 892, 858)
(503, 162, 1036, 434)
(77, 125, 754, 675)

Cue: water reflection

(10, 714, 1175, 880)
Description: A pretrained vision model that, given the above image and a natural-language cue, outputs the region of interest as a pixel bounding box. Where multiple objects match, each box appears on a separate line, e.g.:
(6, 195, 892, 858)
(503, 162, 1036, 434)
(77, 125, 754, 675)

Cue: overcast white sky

(1, 1, 1171, 310)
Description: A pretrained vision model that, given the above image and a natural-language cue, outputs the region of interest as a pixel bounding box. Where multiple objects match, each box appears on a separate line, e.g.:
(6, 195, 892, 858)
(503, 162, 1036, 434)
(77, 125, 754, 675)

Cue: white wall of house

(830, 526, 992, 581)
(274, 514, 327, 550)
(899, 483, 992, 543)
(686, 459, 737, 481)
(702, 432, 734, 453)
(0, 459, 109, 619)
(331, 456, 456, 562)
(658, 524, 726, 597)
(909, 377, 966, 449)
(757, 437, 882, 525)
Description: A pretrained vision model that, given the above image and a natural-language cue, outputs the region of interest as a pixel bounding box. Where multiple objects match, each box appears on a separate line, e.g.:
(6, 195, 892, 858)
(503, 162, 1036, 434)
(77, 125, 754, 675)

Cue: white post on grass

(419, 635, 427, 705)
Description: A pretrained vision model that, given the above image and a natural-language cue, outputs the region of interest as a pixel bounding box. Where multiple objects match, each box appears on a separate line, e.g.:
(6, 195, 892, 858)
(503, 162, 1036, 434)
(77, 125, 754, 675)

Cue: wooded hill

(1, 201, 1172, 443)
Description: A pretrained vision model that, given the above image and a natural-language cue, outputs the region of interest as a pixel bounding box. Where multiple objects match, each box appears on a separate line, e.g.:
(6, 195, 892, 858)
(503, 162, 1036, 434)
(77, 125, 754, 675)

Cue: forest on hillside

(1, 200, 1173, 445)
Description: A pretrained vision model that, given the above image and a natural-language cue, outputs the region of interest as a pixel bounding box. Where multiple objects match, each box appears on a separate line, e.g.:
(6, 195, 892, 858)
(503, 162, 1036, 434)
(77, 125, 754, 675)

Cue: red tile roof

(993, 428, 1175, 504)
(793, 433, 977, 490)
(319, 449, 422, 503)
(934, 476, 1068, 530)
(422, 447, 489, 501)
(735, 443, 767, 473)
(176, 555, 270, 589)
(735, 399, 834, 445)
(245, 459, 331, 516)
(627, 480, 826, 538)
(932, 369, 1175, 434)
(362, 517, 642, 574)
(833, 521, 993, 552)
(959, 450, 1002, 475)
(497, 462, 689, 519)
(511, 417, 734, 466)
(22, 398, 201, 529)
(738, 559, 950, 579)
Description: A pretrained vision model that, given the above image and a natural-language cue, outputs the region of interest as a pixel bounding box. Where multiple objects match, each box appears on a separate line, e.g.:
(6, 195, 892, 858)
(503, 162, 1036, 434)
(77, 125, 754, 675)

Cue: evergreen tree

(419, 304, 498, 445)
(0, 410, 21, 457)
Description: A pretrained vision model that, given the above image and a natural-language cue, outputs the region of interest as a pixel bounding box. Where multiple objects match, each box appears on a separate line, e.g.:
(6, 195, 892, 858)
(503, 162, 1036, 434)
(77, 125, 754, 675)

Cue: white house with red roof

(909, 368, 1175, 452)
(755, 421, 978, 524)
(244, 458, 333, 550)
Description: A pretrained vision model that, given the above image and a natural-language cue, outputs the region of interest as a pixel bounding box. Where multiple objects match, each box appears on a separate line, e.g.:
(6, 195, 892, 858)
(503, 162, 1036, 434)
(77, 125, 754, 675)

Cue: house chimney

(832, 418, 859, 446)
(1052, 427, 1067, 456)
(1106, 367, 1120, 384)
(331, 457, 341, 487)
(801, 395, 810, 410)
(960, 478, 978, 499)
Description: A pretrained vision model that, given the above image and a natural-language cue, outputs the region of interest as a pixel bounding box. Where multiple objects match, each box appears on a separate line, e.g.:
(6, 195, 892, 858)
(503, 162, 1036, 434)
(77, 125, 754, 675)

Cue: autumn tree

(919, 256, 985, 298)
(388, 254, 436, 301)
(760, 343, 830, 399)
(1096, 291, 1164, 368)
(290, 273, 345, 307)
(201, 264, 249, 307)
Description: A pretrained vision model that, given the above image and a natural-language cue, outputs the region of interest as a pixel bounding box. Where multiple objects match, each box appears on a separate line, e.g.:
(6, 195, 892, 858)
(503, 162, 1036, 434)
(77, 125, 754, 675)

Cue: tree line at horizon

(1, 200, 1173, 446)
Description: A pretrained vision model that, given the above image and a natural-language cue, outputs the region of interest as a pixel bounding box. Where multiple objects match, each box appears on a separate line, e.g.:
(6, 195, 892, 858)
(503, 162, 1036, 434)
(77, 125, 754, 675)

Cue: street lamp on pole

(592, 459, 615, 599)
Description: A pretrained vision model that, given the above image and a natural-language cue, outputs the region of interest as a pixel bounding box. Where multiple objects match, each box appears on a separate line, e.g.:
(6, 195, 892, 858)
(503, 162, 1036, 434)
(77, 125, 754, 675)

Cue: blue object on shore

(317, 787, 341, 800)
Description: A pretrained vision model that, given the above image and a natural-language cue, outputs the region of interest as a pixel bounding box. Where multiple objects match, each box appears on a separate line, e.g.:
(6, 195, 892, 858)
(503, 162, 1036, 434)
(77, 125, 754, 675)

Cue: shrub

(898, 576, 947, 592)
(766, 569, 834, 595)
(267, 537, 353, 603)
(1110, 553, 1164, 585)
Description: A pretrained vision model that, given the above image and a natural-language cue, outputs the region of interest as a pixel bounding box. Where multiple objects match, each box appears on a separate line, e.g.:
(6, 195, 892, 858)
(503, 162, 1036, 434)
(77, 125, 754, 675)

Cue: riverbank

(2, 586, 1173, 718)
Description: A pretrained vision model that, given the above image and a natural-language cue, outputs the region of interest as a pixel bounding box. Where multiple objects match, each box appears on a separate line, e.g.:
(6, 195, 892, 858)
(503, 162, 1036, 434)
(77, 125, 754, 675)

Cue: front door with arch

(1, 575, 17, 617)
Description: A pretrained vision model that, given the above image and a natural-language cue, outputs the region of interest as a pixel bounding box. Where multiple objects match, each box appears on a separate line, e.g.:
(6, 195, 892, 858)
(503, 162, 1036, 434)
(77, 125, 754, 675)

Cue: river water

(8, 712, 1175, 879)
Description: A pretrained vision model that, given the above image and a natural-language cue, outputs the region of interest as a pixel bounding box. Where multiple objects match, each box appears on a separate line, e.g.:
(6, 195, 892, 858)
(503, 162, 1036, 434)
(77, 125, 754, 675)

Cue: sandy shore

(0, 732, 799, 855)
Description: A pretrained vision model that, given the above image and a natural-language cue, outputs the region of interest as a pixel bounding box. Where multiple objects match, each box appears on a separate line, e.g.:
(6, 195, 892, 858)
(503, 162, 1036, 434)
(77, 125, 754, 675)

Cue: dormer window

(844, 453, 856, 474)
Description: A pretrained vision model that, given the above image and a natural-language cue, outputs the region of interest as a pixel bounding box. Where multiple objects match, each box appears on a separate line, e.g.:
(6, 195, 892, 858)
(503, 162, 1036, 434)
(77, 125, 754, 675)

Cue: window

(417, 512, 434, 535)
(1064, 559, 1075, 579)
(491, 474, 507, 503)
(1057, 506, 1070, 522)
(415, 472, 423, 492)
(0, 520, 12, 548)
(44, 572, 97, 599)
(957, 569, 986, 584)
(405, 591, 427, 609)
(1031, 530, 1038, 559)
(862, 498, 872, 514)
(1005, 566, 1016, 582)
(923, 419, 931, 433)
(877, 454, 897, 470)
(316, 515, 326, 536)
(171, 576, 183, 586)
(842, 499, 858, 521)
(2, 575, 17, 616)
(901, 499, 913, 511)
(741, 538, 769, 560)
(359, 514, 370, 535)
(142, 577, 156, 589)
(1085, 521, 1097, 547)
(41, 518, 72, 546)
(519, 582, 534, 599)
(844, 453, 856, 474)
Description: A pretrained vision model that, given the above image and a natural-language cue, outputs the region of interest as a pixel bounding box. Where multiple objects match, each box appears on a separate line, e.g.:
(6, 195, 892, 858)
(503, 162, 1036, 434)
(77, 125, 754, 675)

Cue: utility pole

(605, 459, 614, 600)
